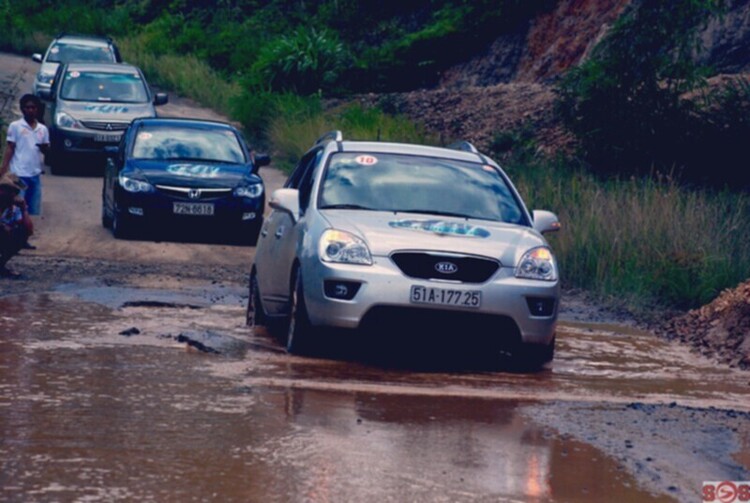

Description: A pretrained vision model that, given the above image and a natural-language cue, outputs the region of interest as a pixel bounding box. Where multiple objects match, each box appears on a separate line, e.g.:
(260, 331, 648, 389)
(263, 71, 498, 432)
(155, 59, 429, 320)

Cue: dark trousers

(0, 225, 29, 268)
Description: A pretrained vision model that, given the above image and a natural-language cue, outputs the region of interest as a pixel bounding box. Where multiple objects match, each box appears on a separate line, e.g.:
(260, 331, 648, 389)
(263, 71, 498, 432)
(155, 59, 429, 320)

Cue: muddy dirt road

(2, 51, 749, 502)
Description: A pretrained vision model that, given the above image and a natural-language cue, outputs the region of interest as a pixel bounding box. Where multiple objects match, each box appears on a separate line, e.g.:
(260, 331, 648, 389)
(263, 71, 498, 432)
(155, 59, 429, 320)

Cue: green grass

(118, 36, 241, 119)
(266, 101, 438, 171)
(506, 158, 750, 315)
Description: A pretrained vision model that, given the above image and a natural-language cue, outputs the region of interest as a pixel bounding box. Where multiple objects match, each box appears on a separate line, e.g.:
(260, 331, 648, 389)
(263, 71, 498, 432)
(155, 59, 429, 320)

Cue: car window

(285, 148, 322, 190)
(318, 152, 527, 224)
(131, 126, 247, 164)
(298, 150, 324, 211)
(47, 43, 115, 64)
(60, 70, 149, 103)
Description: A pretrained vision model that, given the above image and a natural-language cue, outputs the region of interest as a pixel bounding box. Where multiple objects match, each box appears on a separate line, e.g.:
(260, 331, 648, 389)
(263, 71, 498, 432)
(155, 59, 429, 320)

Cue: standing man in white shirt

(0, 93, 50, 249)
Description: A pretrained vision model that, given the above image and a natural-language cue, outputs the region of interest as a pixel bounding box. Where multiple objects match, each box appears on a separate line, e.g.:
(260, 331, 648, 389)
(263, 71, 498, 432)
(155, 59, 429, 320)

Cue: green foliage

(501, 146, 750, 313)
(267, 101, 437, 172)
(556, 0, 726, 181)
(250, 27, 349, 95)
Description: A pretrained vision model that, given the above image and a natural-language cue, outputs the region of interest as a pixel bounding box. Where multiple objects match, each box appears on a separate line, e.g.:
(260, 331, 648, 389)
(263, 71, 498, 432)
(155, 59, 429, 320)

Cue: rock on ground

(657, 279, 750, 370)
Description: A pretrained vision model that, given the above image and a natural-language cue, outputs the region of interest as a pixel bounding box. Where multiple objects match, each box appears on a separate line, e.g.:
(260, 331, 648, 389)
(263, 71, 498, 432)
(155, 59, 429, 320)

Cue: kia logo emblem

(188, 189, 201, 199)
(435, 261, 458, 274)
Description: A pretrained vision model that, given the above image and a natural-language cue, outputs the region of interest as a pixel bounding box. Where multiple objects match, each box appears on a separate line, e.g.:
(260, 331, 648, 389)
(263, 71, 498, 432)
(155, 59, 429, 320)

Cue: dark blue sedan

(102, 117, 269, 244)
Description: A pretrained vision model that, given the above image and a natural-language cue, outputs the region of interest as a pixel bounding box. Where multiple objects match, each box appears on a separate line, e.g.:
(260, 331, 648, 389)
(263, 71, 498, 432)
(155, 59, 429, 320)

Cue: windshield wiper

(319, 203, 374, 210)
(396, 209, 474, 219)
(163, 157, 230, 163)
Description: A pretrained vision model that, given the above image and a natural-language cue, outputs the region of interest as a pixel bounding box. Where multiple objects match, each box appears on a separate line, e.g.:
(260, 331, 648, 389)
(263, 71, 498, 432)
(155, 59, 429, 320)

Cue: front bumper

(51, 128, 122, 158)
(301, 255, 559, 345)
(115, 187, 264, 228)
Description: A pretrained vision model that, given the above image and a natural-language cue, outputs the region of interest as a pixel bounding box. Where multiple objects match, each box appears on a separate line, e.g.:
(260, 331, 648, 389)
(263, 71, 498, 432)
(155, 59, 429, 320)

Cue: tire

(112, 209, 133, 239)
(246, 272, 267, 328)
(515, 335, 555, 370)
(101, 195, 112, 229)
(284, 269, 314, 354)
(48, 151, 66, 175)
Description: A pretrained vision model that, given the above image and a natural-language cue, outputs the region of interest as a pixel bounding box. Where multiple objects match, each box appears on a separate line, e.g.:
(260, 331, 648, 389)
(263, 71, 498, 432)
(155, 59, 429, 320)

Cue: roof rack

(315, 130, 343, 146)
(447, 140, 479, 154)
(55, 32, 114, 43)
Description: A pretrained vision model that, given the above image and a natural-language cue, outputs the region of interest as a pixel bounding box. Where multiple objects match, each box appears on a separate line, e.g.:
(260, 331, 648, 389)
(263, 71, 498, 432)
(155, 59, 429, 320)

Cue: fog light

(242, 212, 257, 221)
(324, 280, 361, 300)
(526, 297, 555, 317)
(128, 207, 144, 216)
(63, 139, 73, 148)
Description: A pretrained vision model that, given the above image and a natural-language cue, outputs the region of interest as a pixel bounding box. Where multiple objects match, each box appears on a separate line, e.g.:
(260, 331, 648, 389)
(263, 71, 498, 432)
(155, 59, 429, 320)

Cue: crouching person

(0, 174, 33, 278)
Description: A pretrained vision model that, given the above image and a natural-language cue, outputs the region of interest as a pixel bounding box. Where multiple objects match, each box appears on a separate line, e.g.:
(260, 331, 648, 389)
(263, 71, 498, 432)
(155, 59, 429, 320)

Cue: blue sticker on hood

(389, 219, 490, 238)
(84, 104, 130, 113)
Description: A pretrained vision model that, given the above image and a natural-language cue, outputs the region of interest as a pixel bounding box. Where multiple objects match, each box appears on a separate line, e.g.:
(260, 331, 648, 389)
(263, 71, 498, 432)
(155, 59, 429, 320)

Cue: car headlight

(118, 173, 154, 193)
(55, 112, 84, 129)
(36, 72, 55, 85)
(319, 229, 372, 265)
(516, 246, 558, 281)
(234, 184, 263, 198)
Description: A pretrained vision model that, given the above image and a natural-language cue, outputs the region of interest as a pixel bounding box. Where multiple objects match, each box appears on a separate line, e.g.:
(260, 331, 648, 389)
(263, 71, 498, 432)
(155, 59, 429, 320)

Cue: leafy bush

(555, 0, 726, 182)
(250, 27, 349, 95)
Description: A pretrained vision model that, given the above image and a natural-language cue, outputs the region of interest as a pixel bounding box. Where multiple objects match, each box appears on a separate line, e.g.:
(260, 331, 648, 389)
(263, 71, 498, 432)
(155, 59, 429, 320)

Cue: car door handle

(275, 226, 285, 239)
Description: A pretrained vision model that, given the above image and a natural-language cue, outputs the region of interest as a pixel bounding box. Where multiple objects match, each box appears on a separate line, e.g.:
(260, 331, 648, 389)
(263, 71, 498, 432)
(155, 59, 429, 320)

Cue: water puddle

(1, 287, 747, 501)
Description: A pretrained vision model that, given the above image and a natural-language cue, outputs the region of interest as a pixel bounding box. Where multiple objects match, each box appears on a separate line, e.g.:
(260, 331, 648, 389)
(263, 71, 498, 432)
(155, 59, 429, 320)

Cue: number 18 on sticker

(703, 481, 750, 502)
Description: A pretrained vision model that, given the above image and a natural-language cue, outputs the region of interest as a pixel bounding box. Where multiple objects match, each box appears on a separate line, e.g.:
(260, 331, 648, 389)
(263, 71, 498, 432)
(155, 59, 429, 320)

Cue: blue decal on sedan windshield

(166, 164, 221, 178)
(84, 104, 130, 113)
(389, 219, 490, 238)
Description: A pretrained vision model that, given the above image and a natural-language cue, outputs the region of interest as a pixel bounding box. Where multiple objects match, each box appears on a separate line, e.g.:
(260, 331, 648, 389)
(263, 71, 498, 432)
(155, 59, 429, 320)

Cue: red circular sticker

(355, 155, 378, 165)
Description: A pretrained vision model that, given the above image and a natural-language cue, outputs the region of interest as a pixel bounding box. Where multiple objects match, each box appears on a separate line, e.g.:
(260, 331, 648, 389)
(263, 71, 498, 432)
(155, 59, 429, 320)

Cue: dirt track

(0, 52, 285, 274)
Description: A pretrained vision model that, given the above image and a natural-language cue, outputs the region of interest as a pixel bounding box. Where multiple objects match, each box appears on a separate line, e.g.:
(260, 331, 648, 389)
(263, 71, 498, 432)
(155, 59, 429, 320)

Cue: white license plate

(94, 133, 122, 143)
(410, 285, 482, 308)
(173, 202, 215, 216)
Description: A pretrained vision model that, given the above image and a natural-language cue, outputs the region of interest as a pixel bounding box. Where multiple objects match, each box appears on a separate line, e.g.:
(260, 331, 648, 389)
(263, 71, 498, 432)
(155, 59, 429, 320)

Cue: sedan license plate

(410, 285, 481, 308)
(173, 202, 214, 216)
(94, 133, 122, 143)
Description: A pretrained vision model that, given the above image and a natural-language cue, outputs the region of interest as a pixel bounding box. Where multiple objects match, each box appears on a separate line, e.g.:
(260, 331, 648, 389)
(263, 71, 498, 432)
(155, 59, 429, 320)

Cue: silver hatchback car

(248, 131, 561, 366)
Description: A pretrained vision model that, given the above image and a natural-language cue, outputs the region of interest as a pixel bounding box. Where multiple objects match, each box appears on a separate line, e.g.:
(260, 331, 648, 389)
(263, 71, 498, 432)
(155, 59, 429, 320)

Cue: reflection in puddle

(0, 291, 746, 501)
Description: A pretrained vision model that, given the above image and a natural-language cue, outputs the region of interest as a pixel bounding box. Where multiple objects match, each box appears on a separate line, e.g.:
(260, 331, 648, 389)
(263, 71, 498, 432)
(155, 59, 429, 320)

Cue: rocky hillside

(363, 0, 750, 154)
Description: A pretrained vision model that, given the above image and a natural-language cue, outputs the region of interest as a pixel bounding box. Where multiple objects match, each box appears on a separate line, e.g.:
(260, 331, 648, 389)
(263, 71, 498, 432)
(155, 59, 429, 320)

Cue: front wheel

(112, 209, 134, 239)
(514, 335, 555, 370)
(284, 270, 314, 354)
(246, 272, 267, 328)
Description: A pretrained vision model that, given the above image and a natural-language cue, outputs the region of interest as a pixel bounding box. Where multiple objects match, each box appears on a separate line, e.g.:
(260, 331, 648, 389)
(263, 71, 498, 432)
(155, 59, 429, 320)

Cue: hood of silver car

(320, 209, 547, 266)
(60, 101, 155, 122)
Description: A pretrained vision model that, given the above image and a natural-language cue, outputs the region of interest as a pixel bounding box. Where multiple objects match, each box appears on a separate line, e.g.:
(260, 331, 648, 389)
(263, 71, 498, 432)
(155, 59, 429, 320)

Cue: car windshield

(47, 43, 115, 63)
(131, 126, 247, 164)
(318, 152, 526, 224)
(60, 71, 149, 103)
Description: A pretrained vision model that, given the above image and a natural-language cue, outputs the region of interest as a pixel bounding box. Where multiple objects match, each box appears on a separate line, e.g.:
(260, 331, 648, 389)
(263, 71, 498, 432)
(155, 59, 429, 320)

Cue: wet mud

(1, 283, 748, 502)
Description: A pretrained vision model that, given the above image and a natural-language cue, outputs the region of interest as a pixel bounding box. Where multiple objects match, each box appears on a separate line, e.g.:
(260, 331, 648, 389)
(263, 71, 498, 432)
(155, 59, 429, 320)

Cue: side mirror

(38, 89, 53, 101)
(153, 93, 168, 106)
(32, 53, 42, 63)
(253, 153, 271, 169)
(532, 210, 561, 234)
(269, 188, 300, 223)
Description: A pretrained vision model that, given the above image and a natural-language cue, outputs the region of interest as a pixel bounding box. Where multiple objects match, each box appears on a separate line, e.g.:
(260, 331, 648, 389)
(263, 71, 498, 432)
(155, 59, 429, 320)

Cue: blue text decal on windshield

(84, 104, 130, 113)
(167, 164, 221, 178)
(389, 219, 490, 238)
